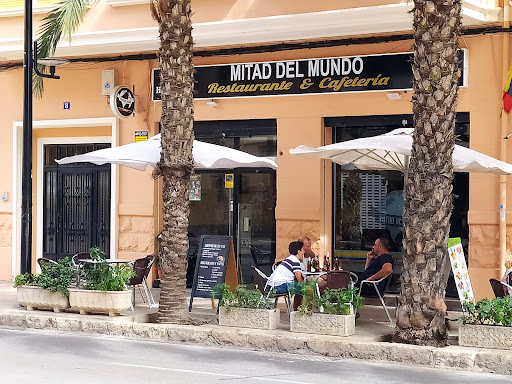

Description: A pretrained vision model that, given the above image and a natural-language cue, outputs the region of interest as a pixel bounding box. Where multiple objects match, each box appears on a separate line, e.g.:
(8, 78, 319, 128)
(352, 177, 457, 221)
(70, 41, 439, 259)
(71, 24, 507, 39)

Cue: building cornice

(0, 2, 501, 62)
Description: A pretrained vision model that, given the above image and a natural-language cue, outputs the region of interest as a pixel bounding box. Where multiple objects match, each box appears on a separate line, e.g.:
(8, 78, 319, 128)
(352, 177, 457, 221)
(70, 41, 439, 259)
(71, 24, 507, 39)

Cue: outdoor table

(302, 271, 327, 279)
(80, 259, 133, 265)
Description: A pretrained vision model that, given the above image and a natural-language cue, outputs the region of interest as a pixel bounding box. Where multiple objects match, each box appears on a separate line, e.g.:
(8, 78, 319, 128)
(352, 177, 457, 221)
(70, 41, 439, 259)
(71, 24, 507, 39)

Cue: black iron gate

(43, 144, 111, 260)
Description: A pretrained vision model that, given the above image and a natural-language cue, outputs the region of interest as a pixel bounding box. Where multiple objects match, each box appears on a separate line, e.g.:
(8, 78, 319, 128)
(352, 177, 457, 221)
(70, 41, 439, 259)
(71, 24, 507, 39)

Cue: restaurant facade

(0, 0, 511, 299)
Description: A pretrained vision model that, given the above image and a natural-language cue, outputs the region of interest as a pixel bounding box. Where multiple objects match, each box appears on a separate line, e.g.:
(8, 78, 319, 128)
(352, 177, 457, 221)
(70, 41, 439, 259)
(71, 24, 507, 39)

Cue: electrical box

(101, 70, 115, 96)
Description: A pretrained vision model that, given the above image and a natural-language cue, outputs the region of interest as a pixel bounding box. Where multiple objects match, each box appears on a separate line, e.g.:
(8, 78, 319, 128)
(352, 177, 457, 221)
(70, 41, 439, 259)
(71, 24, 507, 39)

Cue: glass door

(187, 173, 230, 286)
(236, 172, 276, 283)
(186, 170, 276, 286)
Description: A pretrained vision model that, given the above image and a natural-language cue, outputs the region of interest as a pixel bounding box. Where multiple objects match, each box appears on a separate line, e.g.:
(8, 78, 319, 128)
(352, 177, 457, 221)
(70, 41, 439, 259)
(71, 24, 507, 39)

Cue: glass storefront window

(199, 135, 277, 160)
(332, 126, 469, 295)
(239, 136, 277, 160)
(334, 169, 404, 254)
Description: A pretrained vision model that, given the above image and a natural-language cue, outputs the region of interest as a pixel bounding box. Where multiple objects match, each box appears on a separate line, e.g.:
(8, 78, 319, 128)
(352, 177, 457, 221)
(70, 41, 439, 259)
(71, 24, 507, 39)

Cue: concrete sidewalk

(1, 281, 510, 375)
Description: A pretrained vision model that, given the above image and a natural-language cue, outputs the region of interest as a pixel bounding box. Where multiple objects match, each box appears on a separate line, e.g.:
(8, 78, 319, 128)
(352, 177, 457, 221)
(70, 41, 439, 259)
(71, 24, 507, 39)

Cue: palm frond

(34, 0, 92, 96)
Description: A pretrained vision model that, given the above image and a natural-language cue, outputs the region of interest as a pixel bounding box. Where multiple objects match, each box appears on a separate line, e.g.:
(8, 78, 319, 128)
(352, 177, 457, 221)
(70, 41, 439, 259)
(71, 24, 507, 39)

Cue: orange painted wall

(1, 3, 511, 300)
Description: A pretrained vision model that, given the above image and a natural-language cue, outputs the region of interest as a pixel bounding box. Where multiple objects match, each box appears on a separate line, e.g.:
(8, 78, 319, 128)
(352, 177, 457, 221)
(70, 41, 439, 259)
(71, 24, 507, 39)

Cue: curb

(2, 312, 511, 375)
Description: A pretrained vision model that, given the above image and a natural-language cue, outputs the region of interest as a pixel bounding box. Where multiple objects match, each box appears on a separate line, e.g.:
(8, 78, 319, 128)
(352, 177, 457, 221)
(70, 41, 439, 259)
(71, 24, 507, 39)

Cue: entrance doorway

(187, 170, 276, 285)
(42, 144, 111, 260)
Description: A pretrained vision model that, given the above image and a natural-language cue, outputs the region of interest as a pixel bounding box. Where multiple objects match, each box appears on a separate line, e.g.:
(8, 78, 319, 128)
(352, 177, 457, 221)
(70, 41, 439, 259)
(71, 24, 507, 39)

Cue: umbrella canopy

(289, 128, 512, 175)
(55, 134, 277, 170)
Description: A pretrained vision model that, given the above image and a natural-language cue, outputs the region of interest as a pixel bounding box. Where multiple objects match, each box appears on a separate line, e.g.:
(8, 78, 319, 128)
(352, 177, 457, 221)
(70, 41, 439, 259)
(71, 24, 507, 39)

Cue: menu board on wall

(447, 237, 475, 305)
(188, 235, 238, 312)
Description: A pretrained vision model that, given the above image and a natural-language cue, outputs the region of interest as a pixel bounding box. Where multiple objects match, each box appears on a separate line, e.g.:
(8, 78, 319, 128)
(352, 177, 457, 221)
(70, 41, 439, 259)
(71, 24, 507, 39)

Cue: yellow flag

(504, 64, 512, 93)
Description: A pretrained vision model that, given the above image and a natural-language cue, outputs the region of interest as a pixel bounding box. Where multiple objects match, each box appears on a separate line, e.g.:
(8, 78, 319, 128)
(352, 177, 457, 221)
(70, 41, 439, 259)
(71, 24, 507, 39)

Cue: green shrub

(212, 284, 274, 311)
(293, 280, 364, 316)
(13, 273, 34, 288)
(314, 287, 364, 315)
(82, 262, 134, 292)
(77, 247, 134, 291)
(89, 247, 107, 261)
(32, 258, 74, 297)
(460, 296, 512, 327)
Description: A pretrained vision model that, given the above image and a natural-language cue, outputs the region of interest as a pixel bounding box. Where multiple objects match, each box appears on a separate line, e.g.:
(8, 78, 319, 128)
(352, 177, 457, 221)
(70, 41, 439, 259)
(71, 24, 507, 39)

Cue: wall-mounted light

(386, 93, 402, 100)
(34, 41, 70, 79)
(206, 99, 218, 107)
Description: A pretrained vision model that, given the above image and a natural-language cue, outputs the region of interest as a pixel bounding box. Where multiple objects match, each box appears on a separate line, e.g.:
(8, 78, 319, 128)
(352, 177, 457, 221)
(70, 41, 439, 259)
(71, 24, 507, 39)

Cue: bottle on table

(307, 258, 312, 272)
(333, 258, 340, 270)
(324, 253, 330, 271)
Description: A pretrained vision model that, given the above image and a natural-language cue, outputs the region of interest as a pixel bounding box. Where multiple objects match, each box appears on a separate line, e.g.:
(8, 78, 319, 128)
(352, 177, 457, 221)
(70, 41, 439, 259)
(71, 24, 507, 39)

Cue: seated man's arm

(295, 270, 304, 282)
(365, 262, 393, 282)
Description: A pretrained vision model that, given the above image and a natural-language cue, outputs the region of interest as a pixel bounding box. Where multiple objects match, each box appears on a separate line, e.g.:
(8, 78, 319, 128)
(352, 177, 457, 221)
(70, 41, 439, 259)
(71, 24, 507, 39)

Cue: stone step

(363, 295, 462, 311)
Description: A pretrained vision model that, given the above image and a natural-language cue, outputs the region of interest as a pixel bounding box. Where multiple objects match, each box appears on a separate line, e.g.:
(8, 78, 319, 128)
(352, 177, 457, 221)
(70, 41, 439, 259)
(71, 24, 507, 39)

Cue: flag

(503, 64, 512, 113)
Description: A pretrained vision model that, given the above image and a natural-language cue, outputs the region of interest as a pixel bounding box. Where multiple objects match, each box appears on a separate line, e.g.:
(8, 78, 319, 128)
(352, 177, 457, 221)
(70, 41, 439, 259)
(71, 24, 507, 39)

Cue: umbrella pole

(228, 187, 243, 283)
(404, 155, 409, 181)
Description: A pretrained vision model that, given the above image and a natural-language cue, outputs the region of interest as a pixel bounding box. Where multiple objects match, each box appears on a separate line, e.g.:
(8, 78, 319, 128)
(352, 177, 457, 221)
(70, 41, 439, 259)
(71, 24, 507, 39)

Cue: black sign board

(188, 235, 236, 311)
(152, 50, 466, 100)
(110, 86, 135, 117)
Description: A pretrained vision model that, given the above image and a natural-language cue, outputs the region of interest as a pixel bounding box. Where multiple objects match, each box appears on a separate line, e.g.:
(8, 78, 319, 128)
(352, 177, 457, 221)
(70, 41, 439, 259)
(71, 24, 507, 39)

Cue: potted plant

(68, 247, 134, 316)
(14, 258, 74, 312)
(459, 296, 512, 350)
(213, 284, 280, 330)
(290, 280, 364, 336)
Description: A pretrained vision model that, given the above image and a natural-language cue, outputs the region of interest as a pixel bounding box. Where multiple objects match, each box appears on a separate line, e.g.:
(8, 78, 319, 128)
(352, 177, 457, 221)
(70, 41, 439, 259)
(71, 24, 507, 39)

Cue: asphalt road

(0, 327, 510, 384)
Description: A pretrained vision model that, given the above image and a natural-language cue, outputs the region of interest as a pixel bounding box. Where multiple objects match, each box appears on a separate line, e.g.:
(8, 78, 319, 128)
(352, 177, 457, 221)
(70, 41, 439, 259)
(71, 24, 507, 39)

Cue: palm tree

(39, 0, 194, 323)
(394, 0, 462, 346)
(149, 0, 194, 323)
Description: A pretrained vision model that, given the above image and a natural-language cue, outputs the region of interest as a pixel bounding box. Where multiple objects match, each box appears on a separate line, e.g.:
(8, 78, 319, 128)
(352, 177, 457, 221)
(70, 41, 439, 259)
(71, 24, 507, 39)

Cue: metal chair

(142, 255, 157, 308)
(489, 278, 509, 298)
(250, 245, 275, 268)
(71, 252, 90, 287)
(36, 257, 57, 270)
(325, 270, 358, 290)
(359, 273, 394, 327)
(127, 257, 150, 310)
(71, 252, 90, 267)
(251, 266, 292, 314)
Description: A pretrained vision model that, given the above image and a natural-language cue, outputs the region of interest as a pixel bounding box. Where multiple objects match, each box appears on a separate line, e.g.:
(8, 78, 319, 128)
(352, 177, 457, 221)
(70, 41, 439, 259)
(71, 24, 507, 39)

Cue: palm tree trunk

(150, 0, 195, 323)
(394, 0, 462, 346)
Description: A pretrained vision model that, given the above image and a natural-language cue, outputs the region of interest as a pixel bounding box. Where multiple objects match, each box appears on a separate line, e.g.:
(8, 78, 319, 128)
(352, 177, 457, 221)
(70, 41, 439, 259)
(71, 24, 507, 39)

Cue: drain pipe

(500, 1, 510, 278)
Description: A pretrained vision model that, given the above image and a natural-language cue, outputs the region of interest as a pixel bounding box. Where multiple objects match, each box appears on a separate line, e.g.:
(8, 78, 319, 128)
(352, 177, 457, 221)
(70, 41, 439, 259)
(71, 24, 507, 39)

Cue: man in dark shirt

(359, 237, 394, 297)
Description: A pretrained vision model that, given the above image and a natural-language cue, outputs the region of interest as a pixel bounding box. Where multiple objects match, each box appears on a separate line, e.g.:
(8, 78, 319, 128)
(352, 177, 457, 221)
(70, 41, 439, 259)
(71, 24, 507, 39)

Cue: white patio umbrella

(55, 134, 277, 170)
(289, 128, 512, 175)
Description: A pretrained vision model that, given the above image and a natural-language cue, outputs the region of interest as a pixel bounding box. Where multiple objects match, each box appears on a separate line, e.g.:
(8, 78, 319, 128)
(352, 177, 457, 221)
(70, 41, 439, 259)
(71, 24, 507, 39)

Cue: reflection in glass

(332, 126, 469, 295)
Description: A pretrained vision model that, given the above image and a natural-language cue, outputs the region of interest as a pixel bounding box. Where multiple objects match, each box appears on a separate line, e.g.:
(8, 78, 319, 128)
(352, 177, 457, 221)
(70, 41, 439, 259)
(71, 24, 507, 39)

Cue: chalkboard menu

(188, 235, 237, 312)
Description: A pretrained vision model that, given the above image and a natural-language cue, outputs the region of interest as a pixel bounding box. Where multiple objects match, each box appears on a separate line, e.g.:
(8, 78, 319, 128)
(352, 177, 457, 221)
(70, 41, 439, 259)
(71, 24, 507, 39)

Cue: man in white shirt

(299, 236, 314, 271)
(268, 241, 305, 309)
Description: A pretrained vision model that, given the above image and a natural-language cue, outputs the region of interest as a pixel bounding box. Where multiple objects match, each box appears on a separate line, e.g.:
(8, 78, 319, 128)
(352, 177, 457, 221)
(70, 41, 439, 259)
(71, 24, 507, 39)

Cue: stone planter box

(69, 288, 132, 316)
(459, 324, 512, 350)
(218, 307, 280, 330)
(290, 311, 355, 336)
(17, 286, 70, 312)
